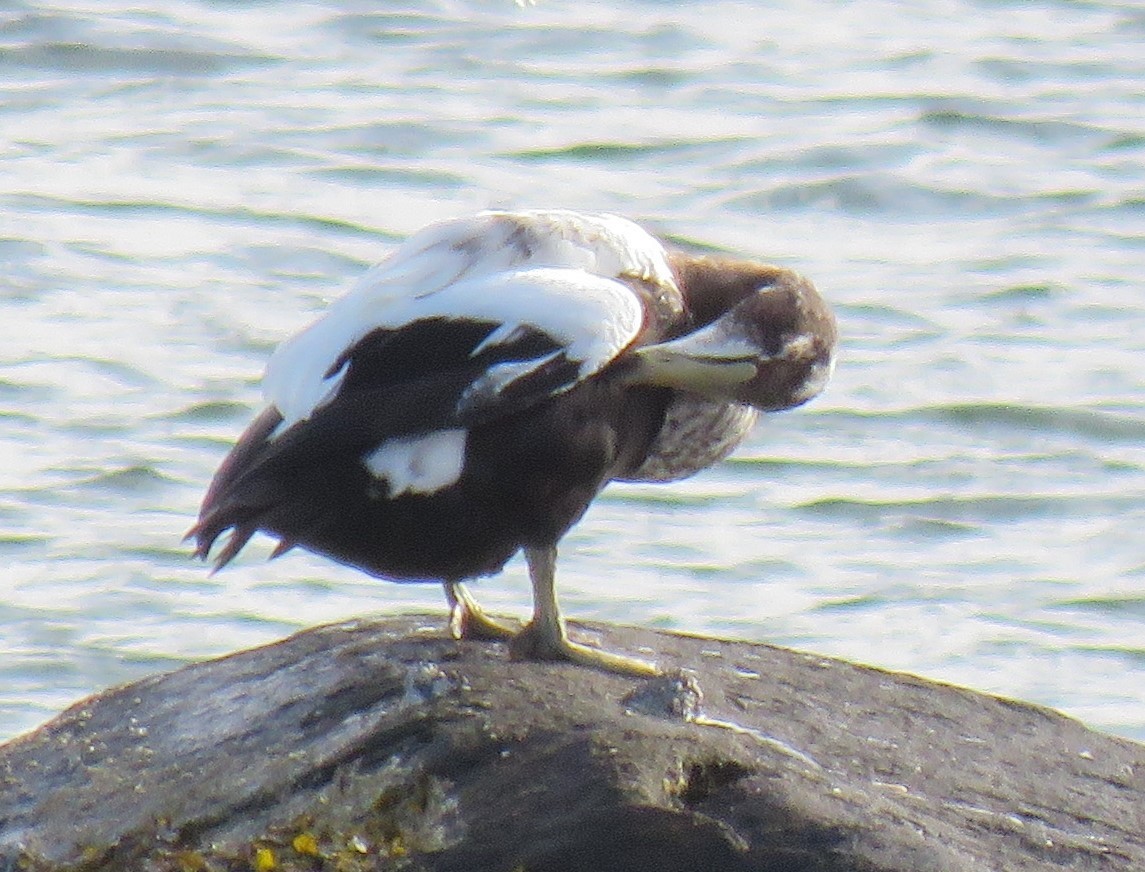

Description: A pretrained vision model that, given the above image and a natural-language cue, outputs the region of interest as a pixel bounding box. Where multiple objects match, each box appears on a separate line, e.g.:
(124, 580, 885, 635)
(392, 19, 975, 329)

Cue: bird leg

(444, 581, 519, 641)
(509, 545, 660, 676)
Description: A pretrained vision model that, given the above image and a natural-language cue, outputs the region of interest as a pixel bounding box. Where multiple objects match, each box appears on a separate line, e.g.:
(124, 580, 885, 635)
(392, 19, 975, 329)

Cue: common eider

(191, 209, 837, 675)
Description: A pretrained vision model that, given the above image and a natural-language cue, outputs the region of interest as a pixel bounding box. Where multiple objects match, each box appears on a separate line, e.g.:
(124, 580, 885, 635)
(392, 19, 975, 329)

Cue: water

(1, 0, 1143, 743)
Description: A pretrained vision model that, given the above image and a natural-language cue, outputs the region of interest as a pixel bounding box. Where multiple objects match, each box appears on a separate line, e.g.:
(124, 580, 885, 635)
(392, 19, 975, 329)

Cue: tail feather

(190, 406, 285, 570)
(210, 522, 258, 572)
(186, 510, 257, 570)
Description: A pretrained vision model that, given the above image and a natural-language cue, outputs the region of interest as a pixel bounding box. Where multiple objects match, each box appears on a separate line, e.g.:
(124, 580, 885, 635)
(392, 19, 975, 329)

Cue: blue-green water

(2, 0, 1143, 743)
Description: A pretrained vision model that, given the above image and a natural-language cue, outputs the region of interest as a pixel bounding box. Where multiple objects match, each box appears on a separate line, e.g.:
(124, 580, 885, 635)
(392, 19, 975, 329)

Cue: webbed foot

(445, 581, 519, 641)
(510, 618, 659, 677)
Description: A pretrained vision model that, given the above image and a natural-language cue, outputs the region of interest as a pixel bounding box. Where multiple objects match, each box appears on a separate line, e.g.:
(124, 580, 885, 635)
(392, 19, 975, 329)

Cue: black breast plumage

(191, 209, 837, 674)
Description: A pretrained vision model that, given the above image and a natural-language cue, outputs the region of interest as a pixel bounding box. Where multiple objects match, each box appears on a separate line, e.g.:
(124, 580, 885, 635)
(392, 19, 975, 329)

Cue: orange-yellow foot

(509, 620, 659, 677)
(445, 582, 519, 641)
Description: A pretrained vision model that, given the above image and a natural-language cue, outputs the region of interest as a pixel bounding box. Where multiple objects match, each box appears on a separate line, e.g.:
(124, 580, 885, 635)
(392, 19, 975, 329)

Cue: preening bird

(191, 209, 837, 675)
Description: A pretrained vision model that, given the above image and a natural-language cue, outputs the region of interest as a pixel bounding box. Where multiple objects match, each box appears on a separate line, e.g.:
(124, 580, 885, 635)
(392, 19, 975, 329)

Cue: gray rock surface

(1, 615, 1142, 871)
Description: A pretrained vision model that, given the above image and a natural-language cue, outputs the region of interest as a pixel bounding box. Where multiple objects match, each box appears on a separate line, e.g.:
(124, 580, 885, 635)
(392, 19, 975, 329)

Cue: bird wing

(263, 210, 675, 429)
(266, 266, 646, 437)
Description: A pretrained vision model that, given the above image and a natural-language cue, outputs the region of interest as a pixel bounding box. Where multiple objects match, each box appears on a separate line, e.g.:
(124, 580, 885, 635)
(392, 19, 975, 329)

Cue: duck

(190, 209, 837, 675)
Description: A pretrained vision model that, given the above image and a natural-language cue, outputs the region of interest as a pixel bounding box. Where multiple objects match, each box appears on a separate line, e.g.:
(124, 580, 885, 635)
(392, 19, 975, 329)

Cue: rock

(1, 615, 1142, 871)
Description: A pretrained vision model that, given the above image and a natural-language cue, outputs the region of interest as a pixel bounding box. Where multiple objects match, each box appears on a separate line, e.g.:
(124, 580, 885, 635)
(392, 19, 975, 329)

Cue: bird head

(630, 263, 837, 411)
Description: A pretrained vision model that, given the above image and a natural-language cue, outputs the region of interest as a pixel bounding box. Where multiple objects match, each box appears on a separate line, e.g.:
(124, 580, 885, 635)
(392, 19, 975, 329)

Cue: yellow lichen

(252, 846, 276, 871)
(291, 832, 320, 857)
(385, 833, 407, 858)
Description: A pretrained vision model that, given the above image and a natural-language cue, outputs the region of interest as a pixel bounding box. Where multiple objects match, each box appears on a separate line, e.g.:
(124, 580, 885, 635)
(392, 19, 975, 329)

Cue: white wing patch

(363, 429, 468, 498)
(263, 210, 673, 430)
(458, 350, 563, 414)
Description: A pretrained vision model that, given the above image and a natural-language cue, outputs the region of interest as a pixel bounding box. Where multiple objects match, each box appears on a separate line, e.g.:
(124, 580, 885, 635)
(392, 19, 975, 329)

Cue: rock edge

(1, 616, 1142, 871)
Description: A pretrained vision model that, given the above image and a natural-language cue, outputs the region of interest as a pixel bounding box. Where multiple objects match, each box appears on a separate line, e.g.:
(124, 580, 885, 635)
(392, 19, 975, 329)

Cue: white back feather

(264, 210, 674, 428)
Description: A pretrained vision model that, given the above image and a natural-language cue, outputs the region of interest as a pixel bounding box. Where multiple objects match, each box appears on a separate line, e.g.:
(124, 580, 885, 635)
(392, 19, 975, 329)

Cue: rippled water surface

(2, 0, 1143, 742)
